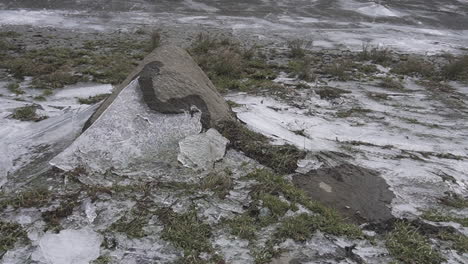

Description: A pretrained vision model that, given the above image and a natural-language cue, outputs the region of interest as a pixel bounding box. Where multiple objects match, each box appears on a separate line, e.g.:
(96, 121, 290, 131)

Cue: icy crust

(50, 78, 203, 174)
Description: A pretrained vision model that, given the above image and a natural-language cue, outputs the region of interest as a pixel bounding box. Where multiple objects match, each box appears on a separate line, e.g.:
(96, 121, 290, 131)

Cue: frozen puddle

(226, 80, 468, 219)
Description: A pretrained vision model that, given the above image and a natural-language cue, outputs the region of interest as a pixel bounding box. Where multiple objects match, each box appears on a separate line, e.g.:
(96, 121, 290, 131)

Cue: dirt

(293, 163, 395, 224)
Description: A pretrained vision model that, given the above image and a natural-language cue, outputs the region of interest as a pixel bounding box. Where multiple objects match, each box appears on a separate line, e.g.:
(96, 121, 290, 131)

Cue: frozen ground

(0, 1, 468, 263)
(0, 0, 468, 54)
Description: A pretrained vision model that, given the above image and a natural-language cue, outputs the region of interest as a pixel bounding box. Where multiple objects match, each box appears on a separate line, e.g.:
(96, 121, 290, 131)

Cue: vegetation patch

(288, 56, 315, 81)
(189, 33, 279, 93)
(386, 221, 445, 264)
(315, 86, 351, 100)
(0, 221, 29, 253)
(336, 107, 372, 118)
(379, 76, 404, 90)
(0, 188, 52, 209)
(324, 60, 353, 81)
(441, 54, 468, 81)
(422, 210, 468, 227)
(226, 214, 258, 240)
(157, 207, 219, 263)
(7, 82, 24, 95)
(215, 120, 306, 174)
(288, 39, 311, 59)
(200, 171, 234, 199)
(391, 57, 435, 77)
(42, 193, 81, 231)
(358, 43, 393, 65)
(78, 94, 109, 104)
(10, 105, 47, 122)
(0, 36, 153, 89)
(108, 202, 153, 239)
(438, 192, 468, 208)
(437, 231, 468, 253)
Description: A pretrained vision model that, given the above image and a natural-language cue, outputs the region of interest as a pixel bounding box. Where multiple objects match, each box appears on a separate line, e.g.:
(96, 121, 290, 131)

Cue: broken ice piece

(32, 228, 102, 264)
(177, 128, 229, 170)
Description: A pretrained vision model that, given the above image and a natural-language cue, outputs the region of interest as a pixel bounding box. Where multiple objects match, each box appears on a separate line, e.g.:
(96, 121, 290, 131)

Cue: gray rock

(84, 45, 232, 130)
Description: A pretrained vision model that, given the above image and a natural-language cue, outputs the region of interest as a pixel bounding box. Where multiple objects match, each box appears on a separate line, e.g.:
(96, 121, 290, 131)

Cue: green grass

(287, 39, 308, 58)
(157, 208, 218, 263)
(288, 56, 315, 81)
(215, 120, 306, 174)
(391, 57, 435, 77)
(379, 76, 404, 90)
(358, 43, 392, 65)
(7, 82, 24, 95)
(10, 105, 47, 121)
(441, 55, 468, 80)
(336, 108, 372, 118)
(189, 33, 279, 93)
(78, 94, 109, 104)
(42, 193, 80, 231)
(0, 36, 153, 88)
(324, 60, 353, 81)
(437, 231, 468, 253)
(108, 203, 152, 239)
(386, 221, 445, 264)
(0, 188, 52, 210)
(226, 214, 258, 240)
(315, 86, 350, 99)
(0, 221, 29, 253)
(422, 210, 468, 227)
(200, 172, 233, 199)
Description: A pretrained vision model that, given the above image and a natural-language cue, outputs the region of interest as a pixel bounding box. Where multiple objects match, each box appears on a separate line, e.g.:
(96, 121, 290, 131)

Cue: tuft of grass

(108, 203, 152, 239)
(258, 193, 290, 217)
(157, 208, 216, 263)
(0, 31, 21, 38)
(200, 172, 233, 199)
(391, 57, 435, 77)
(215, 120, 306, 174)
(315, 86, 350, 100)
(437, 231, 468, 253)
(358, 43, 392, 65)
(336, 107, 372, 118)
(386, 221, 445, 264)
(288, 56, 315, 81)
(10, 105, 47, 122)
(288, 39, 310, 58)
(324, 60, 353, 81)
(0, 221, 29, 253)
(441, 55, 468, 80)
(421, 210, 468, 227)
(77, 94, 109, 104)
(0, 188, 52, 210)
(227, 214, 258, 240)
(189, 33, 278, 93)
(42, 193, 80, 231)
(31, 71, 81, 89)
(7, 82, 24, 95)
(379, 76, 404, 90)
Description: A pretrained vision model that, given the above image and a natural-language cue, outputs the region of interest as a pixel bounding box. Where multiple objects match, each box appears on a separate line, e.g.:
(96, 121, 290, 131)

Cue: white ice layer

(50, 78, 202, 173)
(177, 128, 229, 170)
(32, 228, 102, 264)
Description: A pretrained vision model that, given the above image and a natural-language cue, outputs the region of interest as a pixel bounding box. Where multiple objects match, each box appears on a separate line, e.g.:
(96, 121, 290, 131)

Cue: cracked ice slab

(178, 128, 229, 170)
(50, 78, 202, 174)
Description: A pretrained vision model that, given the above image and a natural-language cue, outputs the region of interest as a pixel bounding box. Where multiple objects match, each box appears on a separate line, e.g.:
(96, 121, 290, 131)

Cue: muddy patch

(293, 163, 394, 223)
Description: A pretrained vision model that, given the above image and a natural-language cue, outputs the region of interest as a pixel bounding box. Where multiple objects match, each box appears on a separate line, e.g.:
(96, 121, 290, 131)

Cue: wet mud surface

(293, 163, 395, 223)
